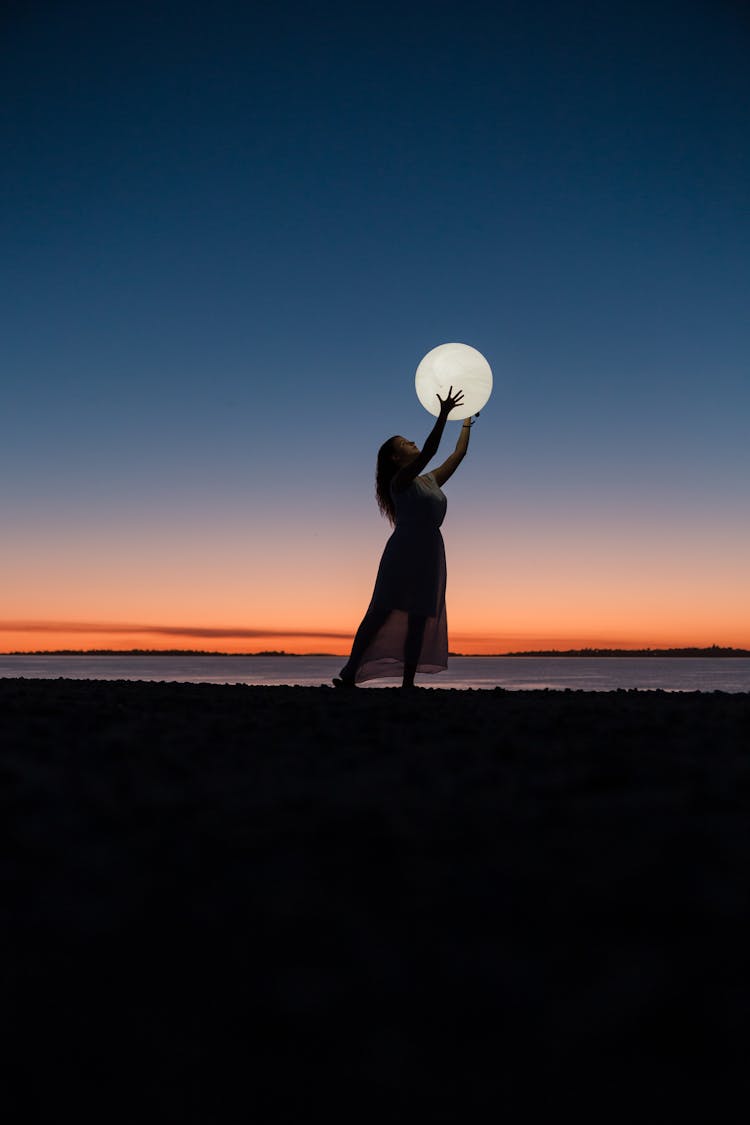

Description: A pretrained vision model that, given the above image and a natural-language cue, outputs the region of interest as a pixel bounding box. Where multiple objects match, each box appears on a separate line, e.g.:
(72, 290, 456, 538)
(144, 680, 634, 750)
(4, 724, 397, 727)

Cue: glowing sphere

(415, 342, 493, 420)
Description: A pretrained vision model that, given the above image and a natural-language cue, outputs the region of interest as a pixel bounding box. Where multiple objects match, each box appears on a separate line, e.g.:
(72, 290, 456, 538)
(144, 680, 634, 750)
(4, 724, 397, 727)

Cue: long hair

(375, 437, 400, 525)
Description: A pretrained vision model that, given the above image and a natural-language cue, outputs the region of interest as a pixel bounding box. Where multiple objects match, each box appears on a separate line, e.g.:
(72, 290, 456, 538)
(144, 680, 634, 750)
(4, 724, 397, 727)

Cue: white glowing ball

(415, 342, 493, 420)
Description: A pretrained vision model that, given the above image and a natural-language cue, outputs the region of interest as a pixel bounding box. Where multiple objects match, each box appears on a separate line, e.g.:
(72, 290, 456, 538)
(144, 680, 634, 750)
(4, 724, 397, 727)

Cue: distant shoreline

(499, 646, 750, 659)
(3, 646, 750, 659)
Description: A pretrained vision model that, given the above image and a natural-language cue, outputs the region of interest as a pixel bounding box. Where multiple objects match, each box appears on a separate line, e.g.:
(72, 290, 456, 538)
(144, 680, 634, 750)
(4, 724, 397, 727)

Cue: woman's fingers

(437, 385, 465, 411)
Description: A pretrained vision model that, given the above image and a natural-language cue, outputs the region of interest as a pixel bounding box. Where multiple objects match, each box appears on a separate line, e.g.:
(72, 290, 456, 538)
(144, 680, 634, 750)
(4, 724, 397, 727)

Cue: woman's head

(391, 436, 419, 466)
(375, 435, 419, 523)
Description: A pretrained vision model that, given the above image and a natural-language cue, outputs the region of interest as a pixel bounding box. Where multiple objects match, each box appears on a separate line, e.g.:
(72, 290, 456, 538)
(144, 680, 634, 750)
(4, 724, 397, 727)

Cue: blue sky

(2, 0, 749, 650)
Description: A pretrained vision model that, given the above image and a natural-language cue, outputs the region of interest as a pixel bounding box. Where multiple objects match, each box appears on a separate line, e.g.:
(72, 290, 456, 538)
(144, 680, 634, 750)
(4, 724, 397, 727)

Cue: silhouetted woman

(335, 386, 474, 689)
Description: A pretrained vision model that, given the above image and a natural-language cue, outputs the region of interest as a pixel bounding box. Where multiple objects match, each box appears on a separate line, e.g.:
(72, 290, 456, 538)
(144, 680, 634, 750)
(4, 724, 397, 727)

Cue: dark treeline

(8, 645, 750, 658)
(500, 646, 750, 658)
(5, 649, 314, 657)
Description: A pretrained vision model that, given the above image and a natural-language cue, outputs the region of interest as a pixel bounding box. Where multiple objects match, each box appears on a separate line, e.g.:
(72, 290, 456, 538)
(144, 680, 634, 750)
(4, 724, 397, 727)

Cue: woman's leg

(336, 609, 389, 685)
(402, 614, 427, 689)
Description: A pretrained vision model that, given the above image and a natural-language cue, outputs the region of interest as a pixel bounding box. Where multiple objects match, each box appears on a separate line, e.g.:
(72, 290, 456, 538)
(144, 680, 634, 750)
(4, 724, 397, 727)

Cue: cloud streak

(0, 621, 352, 640)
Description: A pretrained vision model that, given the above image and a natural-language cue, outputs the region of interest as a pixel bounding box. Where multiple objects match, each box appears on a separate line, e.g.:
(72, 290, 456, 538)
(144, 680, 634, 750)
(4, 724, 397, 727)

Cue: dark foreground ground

(3, 679, 750, 1121)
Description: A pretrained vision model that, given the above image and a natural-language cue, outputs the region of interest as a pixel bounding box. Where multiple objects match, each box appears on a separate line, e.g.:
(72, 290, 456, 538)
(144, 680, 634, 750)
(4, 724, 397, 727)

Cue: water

(1, 654, 749, 691)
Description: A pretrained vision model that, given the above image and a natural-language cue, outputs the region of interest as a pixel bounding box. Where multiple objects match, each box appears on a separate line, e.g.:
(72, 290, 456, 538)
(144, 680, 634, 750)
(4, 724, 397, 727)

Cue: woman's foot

(333, 667, 356, 689)
(401, 663, 417, 690)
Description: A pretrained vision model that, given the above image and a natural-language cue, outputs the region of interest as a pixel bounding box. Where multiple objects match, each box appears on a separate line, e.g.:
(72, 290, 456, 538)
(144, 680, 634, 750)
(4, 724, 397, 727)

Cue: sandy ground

(3, 679, 750, 1121)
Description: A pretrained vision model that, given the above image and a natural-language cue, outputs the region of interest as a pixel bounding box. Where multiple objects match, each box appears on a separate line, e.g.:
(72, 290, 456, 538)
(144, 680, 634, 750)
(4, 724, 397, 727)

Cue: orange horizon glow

(1, 620, 748, 656)
(5, 479, 748, 662)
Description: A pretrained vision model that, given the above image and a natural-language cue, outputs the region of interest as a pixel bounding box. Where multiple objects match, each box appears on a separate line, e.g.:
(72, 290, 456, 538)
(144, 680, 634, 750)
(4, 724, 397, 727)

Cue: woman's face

(392, 436, 420, 466)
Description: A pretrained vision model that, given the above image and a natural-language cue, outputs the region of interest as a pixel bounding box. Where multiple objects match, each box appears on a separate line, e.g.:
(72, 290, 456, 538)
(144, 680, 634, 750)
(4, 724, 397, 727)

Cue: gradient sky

(3, 0, 749, 654)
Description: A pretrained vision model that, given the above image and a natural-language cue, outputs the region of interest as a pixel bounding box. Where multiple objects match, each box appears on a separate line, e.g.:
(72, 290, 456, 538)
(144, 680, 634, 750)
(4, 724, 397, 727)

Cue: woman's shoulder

(392, 472, 431, 491)
(391, 471, 441, 498)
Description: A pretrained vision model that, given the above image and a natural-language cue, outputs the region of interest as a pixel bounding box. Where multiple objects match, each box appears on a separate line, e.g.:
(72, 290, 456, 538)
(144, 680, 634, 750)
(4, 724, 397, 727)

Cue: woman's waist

(390, 522, 445, 536)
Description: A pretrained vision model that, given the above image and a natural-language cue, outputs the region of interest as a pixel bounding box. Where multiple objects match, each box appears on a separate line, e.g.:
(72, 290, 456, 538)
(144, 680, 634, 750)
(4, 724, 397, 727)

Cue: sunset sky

(3, 0, 749, 655)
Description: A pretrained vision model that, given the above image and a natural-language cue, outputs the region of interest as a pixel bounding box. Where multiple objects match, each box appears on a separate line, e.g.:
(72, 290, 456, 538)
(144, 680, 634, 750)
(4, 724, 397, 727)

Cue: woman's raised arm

(392, 387, 465, 492)
(432, 414, 475, 488)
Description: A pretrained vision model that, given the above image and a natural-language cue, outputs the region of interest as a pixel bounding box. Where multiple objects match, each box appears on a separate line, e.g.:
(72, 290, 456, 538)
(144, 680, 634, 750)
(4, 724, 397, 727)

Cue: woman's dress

(355, 472, 448, 683)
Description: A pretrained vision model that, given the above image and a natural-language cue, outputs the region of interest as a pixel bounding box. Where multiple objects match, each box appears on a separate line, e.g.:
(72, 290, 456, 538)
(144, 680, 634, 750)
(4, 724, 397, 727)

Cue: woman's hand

(436, 386, 465, 417)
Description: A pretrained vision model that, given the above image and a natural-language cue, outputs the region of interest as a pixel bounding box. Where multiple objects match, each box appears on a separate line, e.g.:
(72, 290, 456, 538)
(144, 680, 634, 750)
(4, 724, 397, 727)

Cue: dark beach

(3, 679, 750, 1120)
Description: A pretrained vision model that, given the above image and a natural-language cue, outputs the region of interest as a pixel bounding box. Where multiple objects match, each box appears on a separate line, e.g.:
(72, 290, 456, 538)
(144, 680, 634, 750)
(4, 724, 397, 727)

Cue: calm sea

(1, 654, 749, 692)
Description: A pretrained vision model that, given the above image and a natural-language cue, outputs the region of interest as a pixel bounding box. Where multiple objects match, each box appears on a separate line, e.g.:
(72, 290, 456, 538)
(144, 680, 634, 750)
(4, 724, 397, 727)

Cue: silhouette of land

(4, 648, 337, 657)
(6, 644, 750, 657)
(500, 644, 750, 658)
(2, 678, 749, 1120)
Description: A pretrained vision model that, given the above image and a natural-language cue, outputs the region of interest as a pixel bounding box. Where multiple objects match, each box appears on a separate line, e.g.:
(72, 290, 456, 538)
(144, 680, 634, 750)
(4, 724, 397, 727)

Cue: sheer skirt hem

(353, 607, 448, 684)
(355, 657, 448, 684)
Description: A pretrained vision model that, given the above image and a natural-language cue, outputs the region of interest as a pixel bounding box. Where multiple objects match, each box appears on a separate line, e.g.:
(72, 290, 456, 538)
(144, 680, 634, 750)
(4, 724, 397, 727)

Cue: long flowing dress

(355, 472, 448, 683)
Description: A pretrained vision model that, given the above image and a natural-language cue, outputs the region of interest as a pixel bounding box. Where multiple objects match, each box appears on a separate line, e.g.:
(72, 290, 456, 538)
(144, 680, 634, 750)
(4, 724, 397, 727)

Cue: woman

(335, 386, 474, 689)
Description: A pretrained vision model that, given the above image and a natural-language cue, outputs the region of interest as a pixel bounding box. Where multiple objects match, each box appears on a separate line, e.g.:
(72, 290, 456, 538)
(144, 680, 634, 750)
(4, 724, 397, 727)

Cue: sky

(2, 0, 749, 654)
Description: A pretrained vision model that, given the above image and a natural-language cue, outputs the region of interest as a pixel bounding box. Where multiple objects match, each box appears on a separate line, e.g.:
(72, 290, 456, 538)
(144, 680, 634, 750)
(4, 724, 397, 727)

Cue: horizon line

(3, 644, 750, 658)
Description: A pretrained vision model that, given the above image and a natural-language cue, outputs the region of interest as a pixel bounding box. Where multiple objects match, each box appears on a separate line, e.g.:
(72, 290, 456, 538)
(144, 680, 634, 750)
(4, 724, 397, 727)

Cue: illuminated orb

(415, 342, 493, 420)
